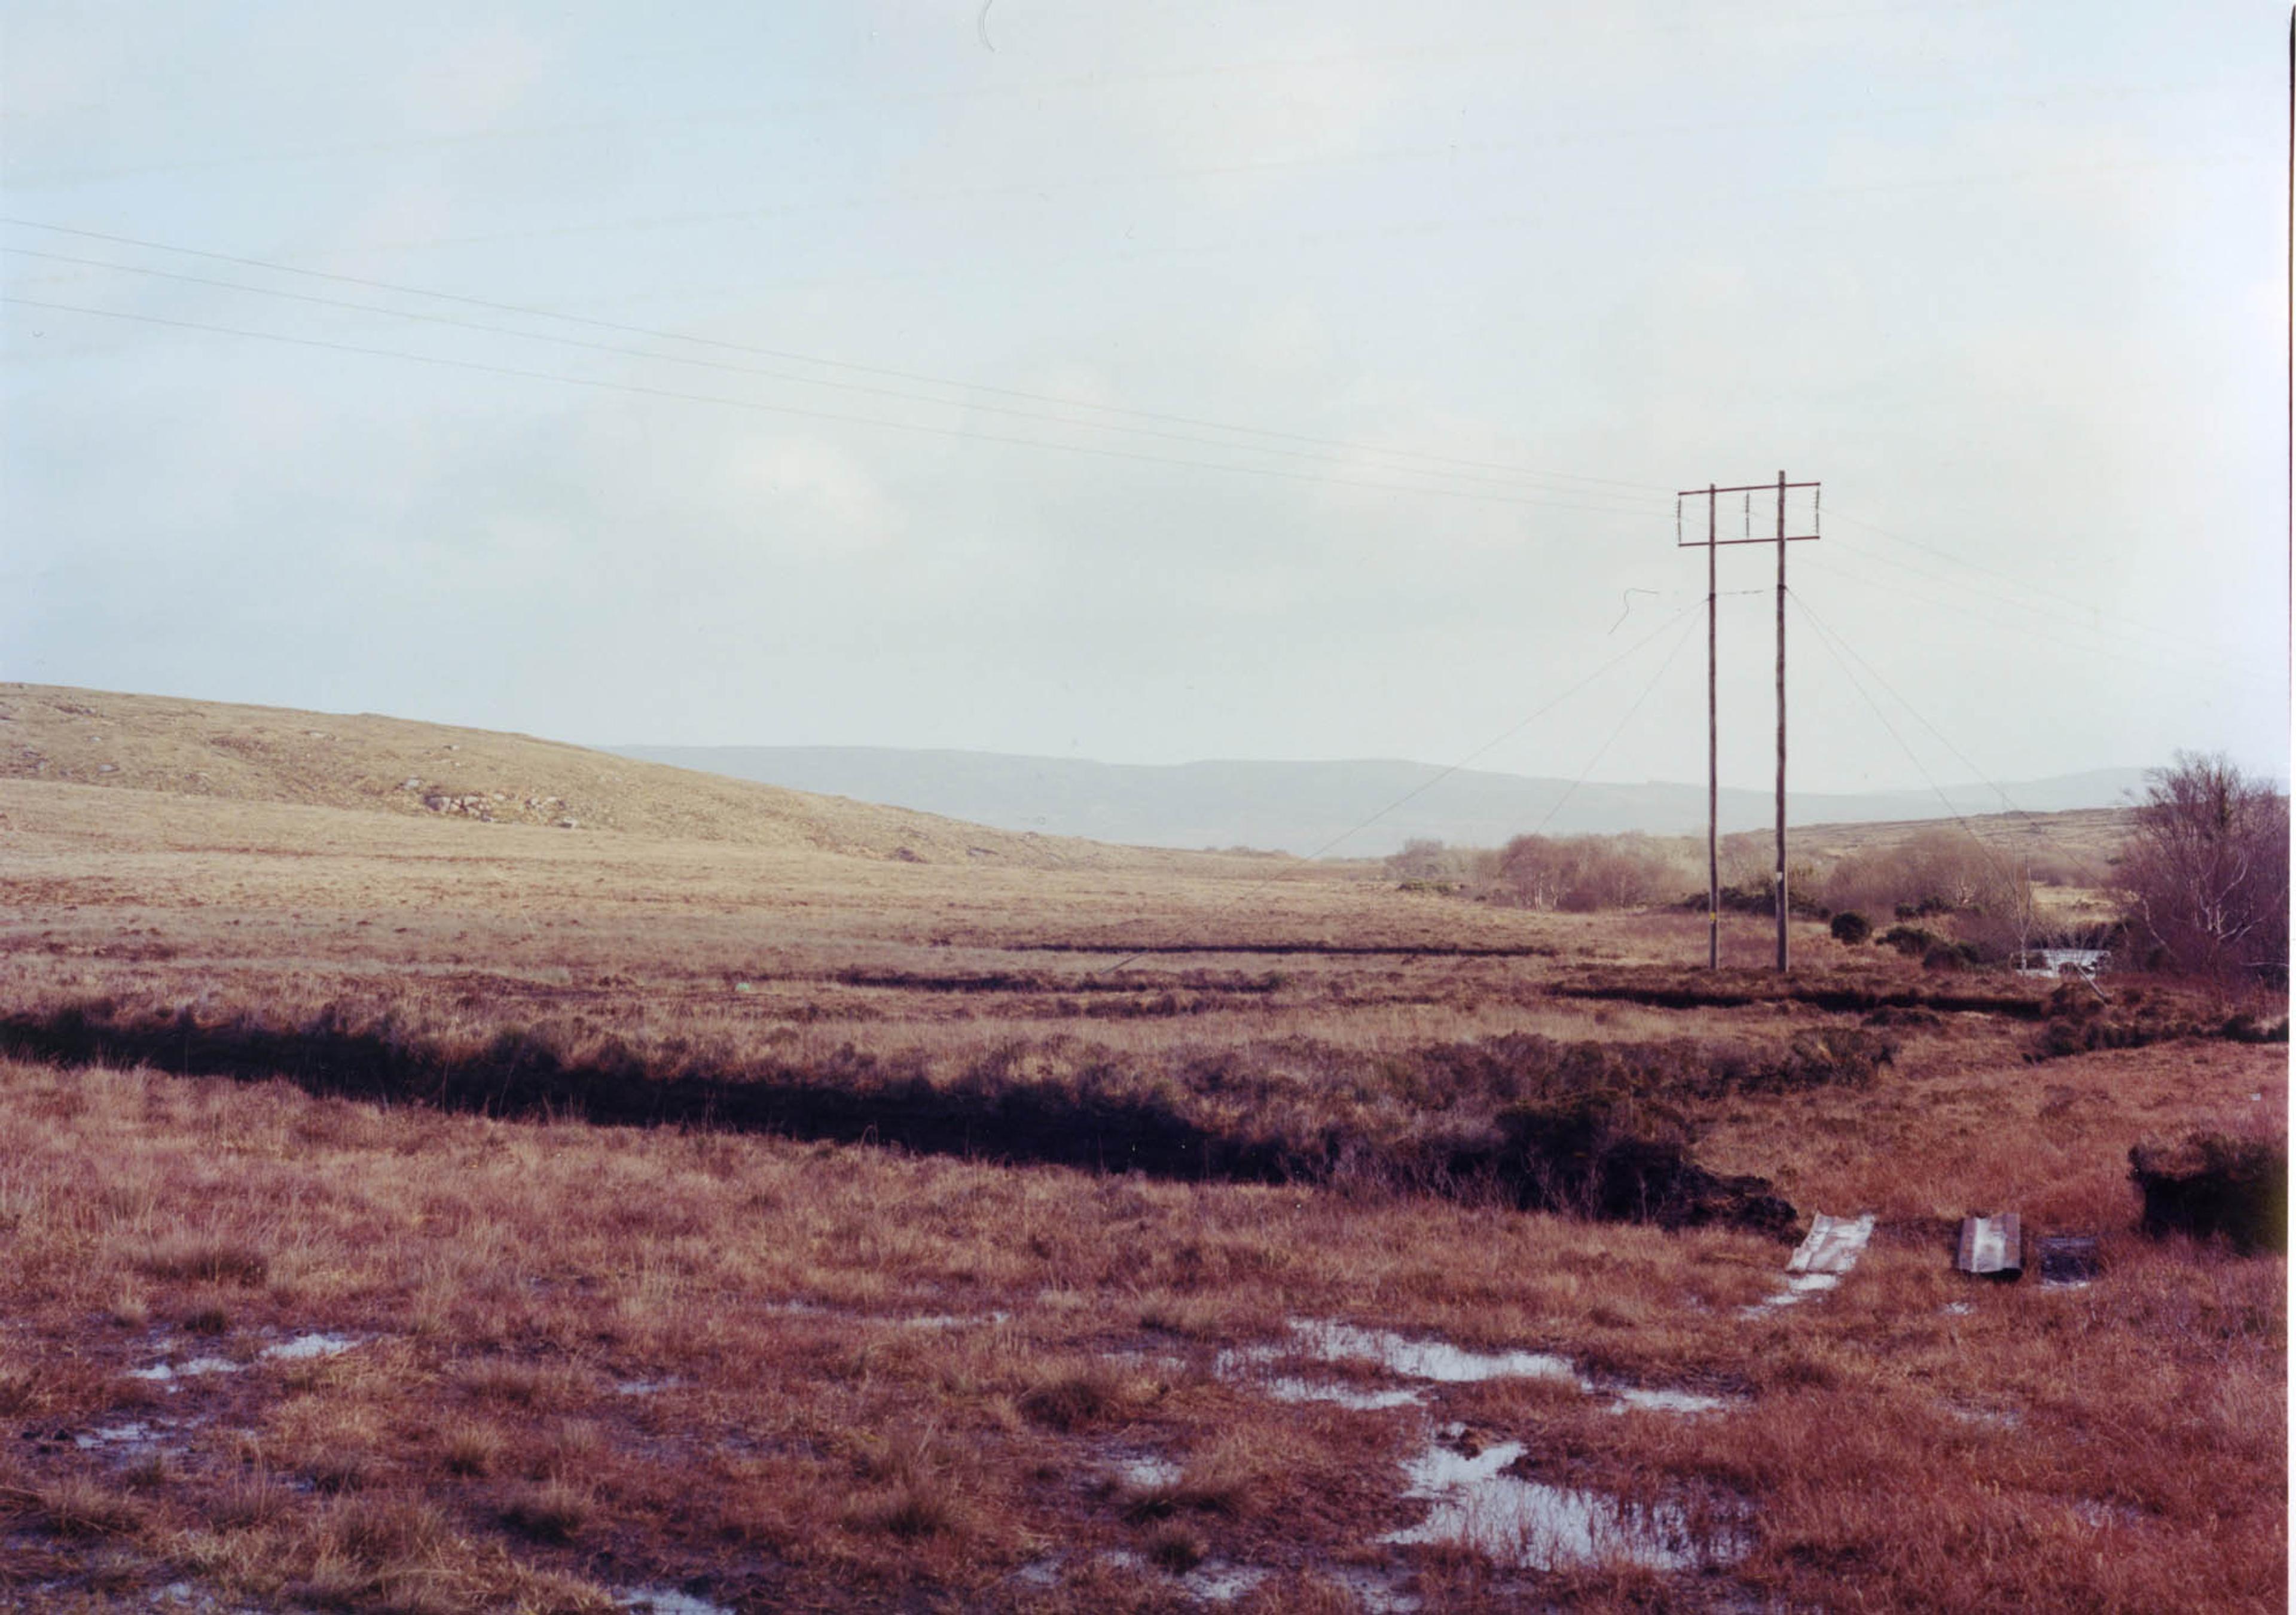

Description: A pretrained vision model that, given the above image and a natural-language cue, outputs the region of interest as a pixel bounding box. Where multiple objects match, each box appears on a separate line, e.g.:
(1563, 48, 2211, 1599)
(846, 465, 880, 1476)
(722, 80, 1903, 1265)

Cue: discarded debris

(1745, 1211, 1875, 1312)
(2035, 1234, 2100, 1287)
(1956, 1213, 2023, 1279)
(1788, 1212, 1876, 1277)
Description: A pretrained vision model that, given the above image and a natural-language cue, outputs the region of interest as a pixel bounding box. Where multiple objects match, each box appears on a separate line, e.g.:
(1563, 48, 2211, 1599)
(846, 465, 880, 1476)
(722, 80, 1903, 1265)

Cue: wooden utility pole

(1675, 474, 1821, 972)
(1773, 469, 1789, 972)
(1706, 486, 1718, 970)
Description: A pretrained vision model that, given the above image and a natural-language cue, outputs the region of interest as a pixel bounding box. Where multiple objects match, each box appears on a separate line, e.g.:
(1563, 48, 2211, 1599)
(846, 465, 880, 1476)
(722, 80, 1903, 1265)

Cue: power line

(220, 80, 2232, 258)
(0, 218, 1673, 502)
(1096, 597, 1704, 972)
(1787, 591, 2035, 899)
(0, 245, 1666, 511)
(1524, 607, 1702, 838)
(1827, 506, 2274, 676)
(407, 146, 2261, 312)
(1, 295, 1665, 515)
(1796, 552, 2284, 692)
(10, 11, 2114, 191)
(1789, 591, 2108, 892)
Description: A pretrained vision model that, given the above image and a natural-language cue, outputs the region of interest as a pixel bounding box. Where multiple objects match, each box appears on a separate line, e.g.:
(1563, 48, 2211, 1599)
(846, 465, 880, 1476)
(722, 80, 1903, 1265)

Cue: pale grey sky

(3, 1, 2286, 798)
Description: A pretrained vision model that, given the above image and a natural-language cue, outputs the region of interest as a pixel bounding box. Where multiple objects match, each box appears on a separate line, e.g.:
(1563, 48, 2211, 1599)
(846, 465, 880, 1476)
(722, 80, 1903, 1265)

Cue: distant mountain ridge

(610, 745, 2154, 857)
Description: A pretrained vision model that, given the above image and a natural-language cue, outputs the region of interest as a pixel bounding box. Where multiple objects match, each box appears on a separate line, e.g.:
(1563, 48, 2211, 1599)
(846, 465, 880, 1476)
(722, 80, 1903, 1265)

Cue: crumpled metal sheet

(1786, 1211, 1875, 1276)
(1956, 1213, 2023, 1277)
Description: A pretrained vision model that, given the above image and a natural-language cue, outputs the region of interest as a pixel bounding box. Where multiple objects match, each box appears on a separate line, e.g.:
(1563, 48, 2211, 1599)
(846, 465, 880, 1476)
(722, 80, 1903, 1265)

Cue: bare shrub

(2117, 753, 2289, 983)
(1819, 828, 2036, 960)
(1382, 839, 1491, 890)
(1819, 828, 1996, 919)
(1493, 833, 1693, 912)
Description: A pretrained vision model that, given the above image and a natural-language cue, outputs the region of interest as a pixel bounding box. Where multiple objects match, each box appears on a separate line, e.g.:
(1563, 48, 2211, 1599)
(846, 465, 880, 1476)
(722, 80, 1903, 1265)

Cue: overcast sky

(3, 1, 2286, 797)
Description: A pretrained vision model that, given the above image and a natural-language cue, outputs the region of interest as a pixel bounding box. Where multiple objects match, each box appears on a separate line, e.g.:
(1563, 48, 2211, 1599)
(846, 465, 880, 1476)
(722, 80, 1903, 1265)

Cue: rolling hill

(611, 744, 2152, 856)
(0, 685, 1171, 870)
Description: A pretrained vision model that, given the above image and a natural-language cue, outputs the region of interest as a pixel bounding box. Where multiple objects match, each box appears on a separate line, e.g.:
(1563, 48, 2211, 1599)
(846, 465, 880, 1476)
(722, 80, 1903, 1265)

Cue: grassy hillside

(0, 684, 1213, 871)
(1790, 806, 2132, 869)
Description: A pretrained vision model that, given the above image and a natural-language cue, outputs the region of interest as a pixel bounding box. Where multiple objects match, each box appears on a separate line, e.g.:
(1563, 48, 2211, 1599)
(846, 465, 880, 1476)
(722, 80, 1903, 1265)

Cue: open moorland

(0, 686, 2283, 1613)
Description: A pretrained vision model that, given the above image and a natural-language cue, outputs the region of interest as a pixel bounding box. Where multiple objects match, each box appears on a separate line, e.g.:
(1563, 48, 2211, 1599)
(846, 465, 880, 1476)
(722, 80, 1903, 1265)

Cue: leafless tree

(2118, 753, 2289, 982)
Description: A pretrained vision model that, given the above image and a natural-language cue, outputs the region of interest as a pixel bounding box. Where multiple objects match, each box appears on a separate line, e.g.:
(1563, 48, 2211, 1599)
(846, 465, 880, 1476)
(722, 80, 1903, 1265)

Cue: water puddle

(1325, 1566, 1422, 1612)
(1942, 1403, 2022, 1431)
(1009, 1555, 1064, 1589)
(262, 1332, 356, 1361)
(1288, 1320, 1579, 1385)
(1610, 1387, 1731, 1416)
(616, 1589, 736, 1615)
(1179, 1561, 1271, 1602)
(614, 1377, 679, 1397)
(1265, 1376, 1426, 1411)
(1215, 1318, 1732, 1421)
(1381, 1439, 1741, 1571)
(1112, 1454, 1182, 1489)
(899, 1311, 1010, 1330)
(1744, 1215, 1875, 1315)
(2071, 1499, 2145, 1531)
(1750, 1273, 1842, 1312)
(128, 1355, 242, 1385)
(74, 1421, 164, 1451)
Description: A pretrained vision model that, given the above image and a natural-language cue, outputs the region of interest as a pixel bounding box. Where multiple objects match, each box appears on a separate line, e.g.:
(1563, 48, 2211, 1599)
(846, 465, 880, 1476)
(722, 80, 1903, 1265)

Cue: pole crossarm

(1677, 481, 1821, 496)
(1678, 534, 1820, 548)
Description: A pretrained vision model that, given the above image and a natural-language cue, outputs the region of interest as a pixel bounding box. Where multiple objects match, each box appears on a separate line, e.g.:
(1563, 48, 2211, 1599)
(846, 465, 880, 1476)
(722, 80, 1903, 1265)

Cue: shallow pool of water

(262, 1332, 356, 1361)
(616, 1589, 735, 1615)
(1288, 1320, 1581, 1385)
(1178, 1561, 1271, 1602)
(1263, 1376, 1427, 1411)
(1382, 1440, 1741, 1572)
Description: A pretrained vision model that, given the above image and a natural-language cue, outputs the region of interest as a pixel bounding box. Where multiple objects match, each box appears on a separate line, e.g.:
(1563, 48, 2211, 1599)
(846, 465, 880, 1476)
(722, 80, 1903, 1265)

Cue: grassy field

(0, 691, 2282, 1612)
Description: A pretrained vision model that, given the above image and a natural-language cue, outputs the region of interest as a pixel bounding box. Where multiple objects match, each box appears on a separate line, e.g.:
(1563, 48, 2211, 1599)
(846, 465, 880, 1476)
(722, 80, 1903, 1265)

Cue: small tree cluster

(1493, 832, 1691, 912)
(1381, 838, 1493, 889)
(1821, 828, 1998, 918)
(2118, 753, 2289, 983)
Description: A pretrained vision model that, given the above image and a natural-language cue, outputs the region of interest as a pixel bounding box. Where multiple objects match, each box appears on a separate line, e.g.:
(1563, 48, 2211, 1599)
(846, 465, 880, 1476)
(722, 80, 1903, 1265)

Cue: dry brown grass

(0, 698, 2282, 1611)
